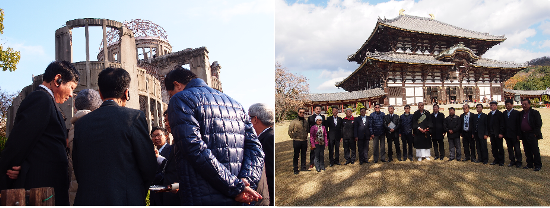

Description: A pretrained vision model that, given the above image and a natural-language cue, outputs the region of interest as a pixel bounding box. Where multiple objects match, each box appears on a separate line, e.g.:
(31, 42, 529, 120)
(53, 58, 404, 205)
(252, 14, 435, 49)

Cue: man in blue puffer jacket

(165, 67, 264, 205)
(370, 103, 386, 163)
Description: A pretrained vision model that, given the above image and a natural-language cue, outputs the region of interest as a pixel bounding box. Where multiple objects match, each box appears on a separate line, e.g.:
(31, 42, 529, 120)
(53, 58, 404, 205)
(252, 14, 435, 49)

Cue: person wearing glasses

(149, 127, 173, 205)
(370, 104, 386, 163)
(412, 102, 433, 161)
(288, 108, 310, 174)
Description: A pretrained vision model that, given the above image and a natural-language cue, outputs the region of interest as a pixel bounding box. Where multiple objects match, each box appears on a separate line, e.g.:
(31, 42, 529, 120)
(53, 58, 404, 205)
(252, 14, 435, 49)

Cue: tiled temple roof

(362, 52, 526, 68)
(309, 88, 386, 102)
(503, 88, 548, 96)
(379, 15, 505, 40)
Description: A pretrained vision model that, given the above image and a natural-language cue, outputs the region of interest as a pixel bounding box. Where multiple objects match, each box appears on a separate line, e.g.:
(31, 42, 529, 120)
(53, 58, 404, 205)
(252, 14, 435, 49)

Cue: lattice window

(388, 87, 401, 97)
(492, 87, 503, 94)
(150, 98, 157, 127)
(139, 95, 147, 114)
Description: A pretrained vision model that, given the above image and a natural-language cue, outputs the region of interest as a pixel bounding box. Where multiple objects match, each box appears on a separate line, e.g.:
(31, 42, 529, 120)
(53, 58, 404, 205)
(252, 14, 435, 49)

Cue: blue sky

(0, 0, 274, 110)
(276, 0, 550, 94)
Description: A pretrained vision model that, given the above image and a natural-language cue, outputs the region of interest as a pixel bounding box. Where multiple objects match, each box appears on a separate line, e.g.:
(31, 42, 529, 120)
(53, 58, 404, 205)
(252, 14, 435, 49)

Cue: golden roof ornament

(429, 14, 435, 19)
(399, 9, 405, 16)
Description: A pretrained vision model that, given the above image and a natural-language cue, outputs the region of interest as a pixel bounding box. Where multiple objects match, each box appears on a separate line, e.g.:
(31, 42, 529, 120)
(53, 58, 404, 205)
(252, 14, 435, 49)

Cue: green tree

(355, 102, 365, 115)
(0, 9, 21, 72)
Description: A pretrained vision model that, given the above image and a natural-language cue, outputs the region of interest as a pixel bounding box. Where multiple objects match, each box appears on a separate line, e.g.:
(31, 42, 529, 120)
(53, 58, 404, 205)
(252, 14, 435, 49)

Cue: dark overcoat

(73, 100, 157, 205)
(325, 116, 343, 141)
(431, 112, 446, 140)
(0, 87, 69, 206)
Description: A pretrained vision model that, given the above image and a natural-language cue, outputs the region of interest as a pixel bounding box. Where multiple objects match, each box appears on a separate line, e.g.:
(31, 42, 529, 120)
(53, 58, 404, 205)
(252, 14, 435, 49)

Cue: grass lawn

(275, 107, 550, 206)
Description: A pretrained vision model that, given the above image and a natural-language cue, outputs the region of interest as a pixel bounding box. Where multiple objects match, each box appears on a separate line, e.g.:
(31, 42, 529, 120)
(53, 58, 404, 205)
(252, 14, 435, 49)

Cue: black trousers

(401, 133, 414, 160)
(387, 132, 401, 160)
(328, 137, 340, 165)
(521, 132, 542, 168)
(310, 142, 315, 166)
(462, 131, 476, 160)
(343, 138, 356, 163)
(475, 133, 488, 163)
(505, 136, 522, 165)
(314, 145, 326, 171)
(432, 139, 445, 159)
(293, 140, 308, 171)
(357, 138, 370, 163)
(490, 134, 504, 164)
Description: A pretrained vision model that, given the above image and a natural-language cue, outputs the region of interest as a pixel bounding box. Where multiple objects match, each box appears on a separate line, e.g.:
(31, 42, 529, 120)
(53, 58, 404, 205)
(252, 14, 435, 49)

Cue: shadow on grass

(275, 139, 550, 206)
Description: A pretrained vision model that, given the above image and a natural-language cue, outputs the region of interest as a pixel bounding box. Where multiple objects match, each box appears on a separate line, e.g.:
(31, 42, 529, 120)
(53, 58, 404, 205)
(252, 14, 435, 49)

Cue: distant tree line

(528, 56, 550, 66)
(505, 56, 550, 91)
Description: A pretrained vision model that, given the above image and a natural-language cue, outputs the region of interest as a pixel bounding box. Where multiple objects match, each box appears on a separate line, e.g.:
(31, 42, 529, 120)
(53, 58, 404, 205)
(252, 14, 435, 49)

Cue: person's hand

(155, 149, 159, 158)
(472, 134, 474, 138)
(355, 137, 358, 141)
(311, 146, 316, 150)
(399, 134, 401, 137)
(499, 134, 503, 139)
(340, 138, 343, 142)
(370, 135, 374, 140)
(449, 130, 453, 134)
(390, 129, 394, 132)
(7, 166, 21, 180)
(483, 135, 488, 139)
(235, 178, 262, 204)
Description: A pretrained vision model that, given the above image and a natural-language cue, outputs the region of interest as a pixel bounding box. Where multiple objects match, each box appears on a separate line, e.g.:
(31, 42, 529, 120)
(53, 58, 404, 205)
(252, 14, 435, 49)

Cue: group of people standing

(289, 99, 543, 174)
(0, 61, 274, 206)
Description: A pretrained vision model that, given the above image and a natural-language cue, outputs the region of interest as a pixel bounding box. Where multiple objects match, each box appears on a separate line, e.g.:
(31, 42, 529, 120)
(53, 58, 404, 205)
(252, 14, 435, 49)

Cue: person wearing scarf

(310, 116, 328, 172)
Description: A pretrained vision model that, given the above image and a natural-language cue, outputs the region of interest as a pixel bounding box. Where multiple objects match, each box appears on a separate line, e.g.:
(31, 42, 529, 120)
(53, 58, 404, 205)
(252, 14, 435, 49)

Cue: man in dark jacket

(444, 107, 461, 161)
(325, 106, 343, 166)
(460, 104, 476, 162)
(165, 67, 263, 205)
(431, 104, 446, 160)
(248, 103, 274, 205)
(400, 105, 414, 161)
(518, 99, 543, 171)
(342, 108, 356, 165)
(73, 68, 157, 205)
(0, 61, 79, 206)
(370, 104, 386, 163)
(502, 99, 522, 168)
(487, 101, 504, 166)
(384, 105, 401, 161)
(354, 108, 372, 164)
(473, 104, 489, 164)
(308, 105, 325, 169)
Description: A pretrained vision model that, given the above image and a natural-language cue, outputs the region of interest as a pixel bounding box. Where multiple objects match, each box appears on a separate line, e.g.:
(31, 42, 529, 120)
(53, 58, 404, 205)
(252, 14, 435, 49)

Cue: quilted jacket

(168, 78, 265, 205)
(370, 111, 386, 136)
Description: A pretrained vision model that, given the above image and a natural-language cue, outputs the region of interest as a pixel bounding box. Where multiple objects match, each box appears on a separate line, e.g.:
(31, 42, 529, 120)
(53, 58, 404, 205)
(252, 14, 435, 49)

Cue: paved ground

(275, 107, 550, 206)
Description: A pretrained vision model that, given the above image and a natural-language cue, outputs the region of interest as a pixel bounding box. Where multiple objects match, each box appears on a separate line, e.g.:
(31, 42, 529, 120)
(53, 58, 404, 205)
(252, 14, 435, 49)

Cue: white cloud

(541, 40, 550, 48)
(318, 68, 352, 79)
(276, 0, 550, 75)
(6, 43, 46, 57)
(539, 20, 550, 35)
(317, 77, 347, 90)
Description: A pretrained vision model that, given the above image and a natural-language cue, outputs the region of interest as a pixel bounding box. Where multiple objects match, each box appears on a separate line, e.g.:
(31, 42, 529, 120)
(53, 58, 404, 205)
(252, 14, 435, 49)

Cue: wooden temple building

(333, 13, 526, 106)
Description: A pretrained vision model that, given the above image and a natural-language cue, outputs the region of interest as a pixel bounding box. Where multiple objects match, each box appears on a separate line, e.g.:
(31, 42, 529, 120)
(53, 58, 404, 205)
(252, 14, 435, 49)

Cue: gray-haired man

(248, 103, 274, 206)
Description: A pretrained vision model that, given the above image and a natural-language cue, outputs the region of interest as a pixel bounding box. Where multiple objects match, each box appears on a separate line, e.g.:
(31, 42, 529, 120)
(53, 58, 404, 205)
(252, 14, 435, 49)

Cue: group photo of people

(288, 101, 543, 173)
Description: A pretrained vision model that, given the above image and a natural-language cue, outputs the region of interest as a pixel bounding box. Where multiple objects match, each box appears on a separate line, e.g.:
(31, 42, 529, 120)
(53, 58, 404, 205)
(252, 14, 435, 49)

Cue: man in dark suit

(342, 108, 356, 164)
(325, 106, 343, 166)
(308, 105, 325, 169)
(152, 111, 180, 205)
(444, 107, 462, 161)
(518, 99, 543, 171)
(0, 61, 79, 206)
(73, 67, 157, 205)
(431, 104, 446, 160)
(354, 108, 372, 165)
(473, 104, 489, 164)
(150, 127, 178, 206)
(487, 101, 505, 166)
(248, 103, 274, 205)
(384, 105, 401, 161)
(502, 99, 522, 168)
(460, 104, 476, 162)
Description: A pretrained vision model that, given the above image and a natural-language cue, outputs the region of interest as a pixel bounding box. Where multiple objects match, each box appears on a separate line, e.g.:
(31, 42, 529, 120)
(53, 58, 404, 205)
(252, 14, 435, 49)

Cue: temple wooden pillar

(490, 80, 493, 101)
